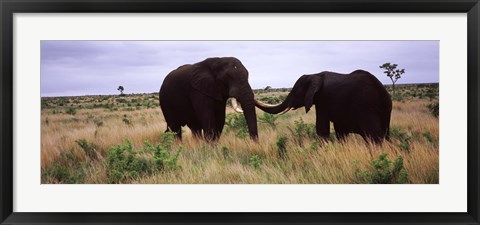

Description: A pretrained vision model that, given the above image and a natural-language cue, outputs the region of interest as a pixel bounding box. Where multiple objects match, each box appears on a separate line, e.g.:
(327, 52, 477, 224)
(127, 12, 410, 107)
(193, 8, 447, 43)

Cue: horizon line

(41, 82, 439, 98)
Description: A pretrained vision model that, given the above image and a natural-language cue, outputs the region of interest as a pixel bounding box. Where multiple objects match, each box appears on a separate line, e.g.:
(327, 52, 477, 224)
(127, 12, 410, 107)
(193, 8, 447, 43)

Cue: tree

(117, 86, 125, 96)
(379, 63, 405, 95)
(264, 86, 272, 91)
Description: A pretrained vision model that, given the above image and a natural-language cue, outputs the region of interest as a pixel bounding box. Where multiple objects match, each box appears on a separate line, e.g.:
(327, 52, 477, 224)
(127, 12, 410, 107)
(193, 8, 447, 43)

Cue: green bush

(65, 107, 77, 115)
(249, 154, 262, 170)
(75, 139, 99, 160)
(225, 113, 247, 130)
(235, 129, 248, 139)
(288, 118, 316, 145)
(276, 136, 288, 159)
(310, 140, 319, 151)
(41, 102, 49, 110)
(94, 119, 104, 127)
(221, 146, 231, 160)
(106, 140, 151, 183)
(390, 126, 412, 152)
(259, 96, 281, 104)
(391, 92, 405, 102)
(422, 131, 437, 146)
(42, 161, 88, 184)
(427, 101, 439, 118)
(122, 114, 132, 126)
(105, 132, 181, 183)
(258, 112, 278, 128)
(41, 149, 88, 184)
(355, 153, 408, 184)
(225, 113, 248, 139)
(144, 132, 181, 171)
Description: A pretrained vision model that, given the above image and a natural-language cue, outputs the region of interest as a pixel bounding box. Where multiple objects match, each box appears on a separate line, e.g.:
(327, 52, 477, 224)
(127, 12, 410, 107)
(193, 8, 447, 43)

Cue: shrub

(422, 131, 437, 146)
(42, 161, 87, 184)
(391, 92, 404, 102)
(41, 102, 49, 110)
(66, 107, 77, 115)
(310, 140, 319, 151)
(259, 96, 278, 104)
(258, 112, 278, 128)
(94, 119, 104, 127)
(221, 146, 231, 160)
(276, 136, 288, 159)
(106, 140, 151, 183)
(288, 118, 316, 145)
(390, 126, 412, 152)
(144, 132, 181, 171)
(105, 133, 181, 183)
(354, 153, 408, 184)
(427, 101, 439, 118)
(75, 139, 99, 160)
(249, 154, 262, 170)
(41, 149, 88, 184)
(225, 113, 247, 130)
(116, 98, 128, 104)
(235, 129, 248, 139)
(225, 113, 248, 139)
(122, 115, 132, 126)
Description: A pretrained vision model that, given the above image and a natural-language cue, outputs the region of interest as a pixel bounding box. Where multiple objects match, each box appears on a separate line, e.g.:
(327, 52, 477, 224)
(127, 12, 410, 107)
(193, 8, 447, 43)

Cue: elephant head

(255, 74, 324, 114)
(191, 57, 258, 140)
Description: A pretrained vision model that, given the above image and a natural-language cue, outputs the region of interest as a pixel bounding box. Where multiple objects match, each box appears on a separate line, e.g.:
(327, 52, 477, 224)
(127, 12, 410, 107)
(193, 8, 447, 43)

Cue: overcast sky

(41, 41, 439, 97)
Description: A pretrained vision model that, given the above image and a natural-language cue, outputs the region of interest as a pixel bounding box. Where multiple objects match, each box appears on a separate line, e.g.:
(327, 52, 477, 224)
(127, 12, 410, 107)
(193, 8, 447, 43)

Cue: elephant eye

(234, 65, 238, 69)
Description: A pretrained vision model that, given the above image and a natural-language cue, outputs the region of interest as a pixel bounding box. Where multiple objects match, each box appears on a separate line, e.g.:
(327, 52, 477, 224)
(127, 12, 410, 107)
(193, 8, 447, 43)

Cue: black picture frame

(1, 0, 479, 224)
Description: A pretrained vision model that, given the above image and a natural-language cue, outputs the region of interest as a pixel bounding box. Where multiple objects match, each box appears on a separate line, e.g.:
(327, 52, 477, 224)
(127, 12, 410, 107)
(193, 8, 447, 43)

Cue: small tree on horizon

(117, 86, 125, 96)
(380, 63, 405, 95)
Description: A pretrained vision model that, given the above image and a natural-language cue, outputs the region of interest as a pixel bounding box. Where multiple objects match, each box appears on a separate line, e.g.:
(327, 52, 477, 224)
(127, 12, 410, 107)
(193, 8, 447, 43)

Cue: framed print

(1, 0, 479, 224)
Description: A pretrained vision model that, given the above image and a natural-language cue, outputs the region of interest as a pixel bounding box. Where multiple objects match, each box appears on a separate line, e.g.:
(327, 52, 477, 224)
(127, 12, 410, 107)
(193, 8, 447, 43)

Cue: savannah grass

(41, 84, 439, 184)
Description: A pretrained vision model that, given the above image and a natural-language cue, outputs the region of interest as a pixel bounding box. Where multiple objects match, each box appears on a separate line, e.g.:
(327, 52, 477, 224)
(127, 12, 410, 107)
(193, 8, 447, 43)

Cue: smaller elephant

(159, 57, 258, 141)
(255, 70, 392, 143)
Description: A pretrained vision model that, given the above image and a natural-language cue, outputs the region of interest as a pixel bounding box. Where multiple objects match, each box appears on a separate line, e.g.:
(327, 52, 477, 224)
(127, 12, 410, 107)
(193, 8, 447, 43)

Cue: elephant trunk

(242, 99, 259, 141)
(255, 95, 292, 115)
(235, 86, 258, 141)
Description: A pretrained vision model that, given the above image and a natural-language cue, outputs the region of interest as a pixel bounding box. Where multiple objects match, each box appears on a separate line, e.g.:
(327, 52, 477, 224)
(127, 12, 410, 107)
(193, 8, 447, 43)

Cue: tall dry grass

(41, 92, 439, 184)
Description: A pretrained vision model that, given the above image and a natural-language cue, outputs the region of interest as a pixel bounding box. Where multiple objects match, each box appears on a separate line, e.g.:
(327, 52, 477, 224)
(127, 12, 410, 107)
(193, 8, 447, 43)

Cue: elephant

(159, 57, 258, 141)
(255, 70, 392, 143)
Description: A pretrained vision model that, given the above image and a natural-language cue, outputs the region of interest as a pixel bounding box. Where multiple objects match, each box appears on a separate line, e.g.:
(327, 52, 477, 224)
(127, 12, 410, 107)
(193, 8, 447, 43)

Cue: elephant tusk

(254, 98, 281, 108)
(231, 98, 244, 113)
(279, 107, 292, 115)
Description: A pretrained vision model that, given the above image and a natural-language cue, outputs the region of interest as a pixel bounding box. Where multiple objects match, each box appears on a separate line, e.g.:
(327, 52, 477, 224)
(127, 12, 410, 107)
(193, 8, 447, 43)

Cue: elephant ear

(304, 75, 323, 113)
(190, 67, 223, 102)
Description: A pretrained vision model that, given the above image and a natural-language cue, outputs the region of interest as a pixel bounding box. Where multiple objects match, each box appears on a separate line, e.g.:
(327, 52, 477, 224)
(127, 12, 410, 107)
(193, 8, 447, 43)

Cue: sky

(41, 41, 439, 97)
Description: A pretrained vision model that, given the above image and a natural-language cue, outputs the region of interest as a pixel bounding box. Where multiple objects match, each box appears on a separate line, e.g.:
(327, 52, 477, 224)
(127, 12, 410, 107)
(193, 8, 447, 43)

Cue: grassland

(41, 84, 439, 184)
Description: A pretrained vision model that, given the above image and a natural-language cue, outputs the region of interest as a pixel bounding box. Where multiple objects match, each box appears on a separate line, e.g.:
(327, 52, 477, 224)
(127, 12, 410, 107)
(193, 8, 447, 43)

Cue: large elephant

(255, 70, 392, 143)
(159, 57, 258, 141)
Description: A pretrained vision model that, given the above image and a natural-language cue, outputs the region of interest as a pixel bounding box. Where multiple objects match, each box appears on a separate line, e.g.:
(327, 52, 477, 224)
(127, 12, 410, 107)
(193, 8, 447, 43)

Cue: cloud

(41, 40, 439, 96)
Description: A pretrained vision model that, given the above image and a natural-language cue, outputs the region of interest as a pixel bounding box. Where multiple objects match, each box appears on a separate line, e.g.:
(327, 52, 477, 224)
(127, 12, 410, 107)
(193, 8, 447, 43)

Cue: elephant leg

(167, 124, 182, 140)
(315, 105, 330, 141)
(187, 120, 202, 139)
(335, 130, 348, 142)
(161, 103, 184, 140)
(199, 112, 219, 141)
(333, 123, 349, 142)
(194, 106, 219, 141)
(203, 124, 218, 141)
(359, 117, 384, 144)
(214, 105, 226, 138)
(361, 132, 383, 144)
